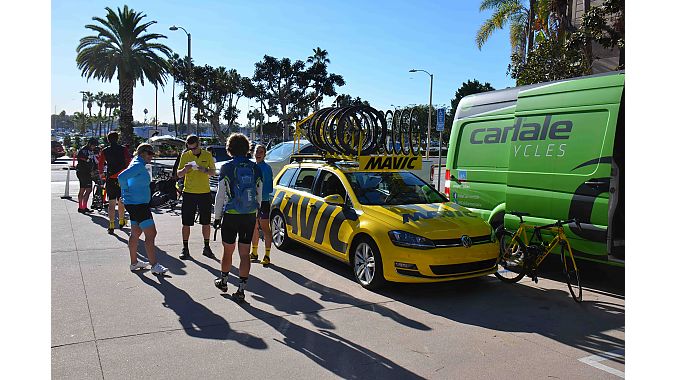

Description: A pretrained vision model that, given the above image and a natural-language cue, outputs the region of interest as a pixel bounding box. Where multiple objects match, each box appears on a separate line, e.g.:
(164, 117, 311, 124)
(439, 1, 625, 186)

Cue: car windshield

(344, 171, 446, 205)
(266, 142, 300, 161)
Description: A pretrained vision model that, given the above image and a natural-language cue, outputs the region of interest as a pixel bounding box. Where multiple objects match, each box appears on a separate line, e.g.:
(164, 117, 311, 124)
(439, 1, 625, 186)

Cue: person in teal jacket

(250, 144, 274, 266)
(118, 143, 168, 275)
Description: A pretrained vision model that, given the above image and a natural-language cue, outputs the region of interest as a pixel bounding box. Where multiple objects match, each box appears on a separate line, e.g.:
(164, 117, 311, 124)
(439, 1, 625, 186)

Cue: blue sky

(52, 0, 515, 124)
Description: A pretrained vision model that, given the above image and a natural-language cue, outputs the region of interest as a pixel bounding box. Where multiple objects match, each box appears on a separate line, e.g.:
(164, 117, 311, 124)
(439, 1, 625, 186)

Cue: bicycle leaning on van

(495, 211, 583, 303)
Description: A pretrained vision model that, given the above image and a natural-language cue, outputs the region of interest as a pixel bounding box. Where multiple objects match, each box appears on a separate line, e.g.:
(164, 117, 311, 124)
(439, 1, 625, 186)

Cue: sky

(51, 0, 516, 125)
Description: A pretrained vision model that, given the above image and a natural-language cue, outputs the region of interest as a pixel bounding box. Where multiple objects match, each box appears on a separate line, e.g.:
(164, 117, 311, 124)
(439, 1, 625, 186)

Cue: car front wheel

(352, 237, 385, 290)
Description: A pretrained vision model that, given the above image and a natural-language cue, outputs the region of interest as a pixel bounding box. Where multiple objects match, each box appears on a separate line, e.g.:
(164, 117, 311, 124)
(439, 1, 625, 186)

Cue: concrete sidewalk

(51, 175, 625, 379)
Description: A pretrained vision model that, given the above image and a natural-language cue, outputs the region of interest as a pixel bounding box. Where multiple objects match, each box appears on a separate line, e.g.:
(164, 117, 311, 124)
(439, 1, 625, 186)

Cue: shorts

(221, 213, 257, 244)
(258, 201, 271, 219)
(76, 171, 92, 188)
(106, 178, 121, 200)
(125, 203, 154, 229)
(182, 192, 212, 226)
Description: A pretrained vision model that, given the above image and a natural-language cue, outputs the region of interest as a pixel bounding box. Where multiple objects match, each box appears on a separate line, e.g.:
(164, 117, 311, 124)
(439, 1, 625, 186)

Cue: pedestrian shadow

(84, 212, 130, 245)
(239, 302, 425, 379)
(267, 265, 430, 331)
(135, 273, 266, 349)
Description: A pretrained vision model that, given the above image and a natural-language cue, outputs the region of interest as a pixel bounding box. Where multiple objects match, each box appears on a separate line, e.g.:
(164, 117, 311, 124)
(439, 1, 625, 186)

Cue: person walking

(250, 144, 274, 266)
(213, 133, 262, 302)
(117, 143, 168, 275)
(176, 135, 217, 259)
(98, 131, 132, 234)
(76, 138, 98, 213)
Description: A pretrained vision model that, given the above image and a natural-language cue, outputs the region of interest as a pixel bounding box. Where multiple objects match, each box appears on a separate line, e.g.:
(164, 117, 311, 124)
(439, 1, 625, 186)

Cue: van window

(455, 118, 511, 169)
(277, 168, 297, 187)
(292, 168, 317, 193)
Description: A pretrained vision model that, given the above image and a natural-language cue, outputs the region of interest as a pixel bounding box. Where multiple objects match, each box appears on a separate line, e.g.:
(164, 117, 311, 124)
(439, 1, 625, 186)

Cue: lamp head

(409, 69, 417, 73)
(169, 26, 178, 31)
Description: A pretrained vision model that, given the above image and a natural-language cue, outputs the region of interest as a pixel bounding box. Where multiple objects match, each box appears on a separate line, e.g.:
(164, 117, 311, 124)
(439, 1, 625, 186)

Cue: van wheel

(271, 211, 292, 250)
(352, 237, 385, 290)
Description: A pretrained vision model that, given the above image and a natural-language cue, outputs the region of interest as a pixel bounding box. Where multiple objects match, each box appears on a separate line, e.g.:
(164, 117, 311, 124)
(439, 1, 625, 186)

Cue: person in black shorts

(76, 138, 98, 213)
(176, 135, 217, 259)
(117, 144, 168, 275)
(98, 131, 132, 234)
(212, 133, 262, 302)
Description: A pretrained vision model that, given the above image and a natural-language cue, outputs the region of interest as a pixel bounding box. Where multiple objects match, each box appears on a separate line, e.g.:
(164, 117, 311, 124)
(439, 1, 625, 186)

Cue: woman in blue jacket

(118, 143, 168, 274)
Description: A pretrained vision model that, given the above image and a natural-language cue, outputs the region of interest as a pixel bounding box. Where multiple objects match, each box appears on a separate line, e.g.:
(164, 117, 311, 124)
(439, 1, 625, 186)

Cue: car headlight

(388, 230, 435, 249)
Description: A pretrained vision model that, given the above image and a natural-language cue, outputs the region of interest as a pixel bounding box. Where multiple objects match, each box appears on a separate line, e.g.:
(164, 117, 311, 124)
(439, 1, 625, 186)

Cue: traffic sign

(436, 108, 445, 132)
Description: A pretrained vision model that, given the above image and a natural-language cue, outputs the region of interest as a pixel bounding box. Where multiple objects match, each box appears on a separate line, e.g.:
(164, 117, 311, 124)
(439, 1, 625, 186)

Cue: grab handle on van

(450, 175, 462, 184)
(584, 179, 610, 192)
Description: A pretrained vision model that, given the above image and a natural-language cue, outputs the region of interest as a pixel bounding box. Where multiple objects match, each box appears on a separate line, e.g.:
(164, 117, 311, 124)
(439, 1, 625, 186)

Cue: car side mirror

(324, 194, 345, 206)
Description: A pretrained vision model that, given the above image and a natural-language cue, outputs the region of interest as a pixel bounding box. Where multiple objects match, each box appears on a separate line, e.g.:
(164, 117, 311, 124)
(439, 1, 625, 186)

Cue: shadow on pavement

(135, 272, 267, 349)
(279, 241, 624, 360)
(266, 264, 430, 331)
(239, 301, 425, 379)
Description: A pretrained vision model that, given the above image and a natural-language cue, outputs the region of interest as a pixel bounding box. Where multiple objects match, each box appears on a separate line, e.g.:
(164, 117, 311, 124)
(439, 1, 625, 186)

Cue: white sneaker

(151, 263, 169, 275)
(130, 260, 149, 271)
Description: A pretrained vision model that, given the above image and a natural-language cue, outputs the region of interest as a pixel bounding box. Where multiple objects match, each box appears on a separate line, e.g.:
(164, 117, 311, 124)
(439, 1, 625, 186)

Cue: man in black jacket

(98, 132, 132, 234)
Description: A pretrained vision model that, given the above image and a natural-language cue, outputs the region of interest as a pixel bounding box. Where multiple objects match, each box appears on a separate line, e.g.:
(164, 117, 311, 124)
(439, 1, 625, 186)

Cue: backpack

(227, 161, 258, 214)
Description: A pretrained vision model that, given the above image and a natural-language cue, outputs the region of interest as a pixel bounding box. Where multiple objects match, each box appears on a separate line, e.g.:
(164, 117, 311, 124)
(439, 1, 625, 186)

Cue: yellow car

(270, 160, 500, 289)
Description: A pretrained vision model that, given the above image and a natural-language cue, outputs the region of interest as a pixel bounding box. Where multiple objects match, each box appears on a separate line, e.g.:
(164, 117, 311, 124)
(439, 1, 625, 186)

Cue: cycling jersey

(76, 147, 96, 173)
(117, 156, 151, 205)
(178, 149, 215, 194)
(257, 161, 274, 201)
(98, 143, 131, 178)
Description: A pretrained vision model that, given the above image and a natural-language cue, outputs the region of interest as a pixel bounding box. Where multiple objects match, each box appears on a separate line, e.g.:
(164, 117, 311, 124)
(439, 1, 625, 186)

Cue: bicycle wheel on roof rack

(399, 108, 412, 155)
(351, 106, 383, 155)
(384, 110, 395, 155)
(409, 110, 422, 156)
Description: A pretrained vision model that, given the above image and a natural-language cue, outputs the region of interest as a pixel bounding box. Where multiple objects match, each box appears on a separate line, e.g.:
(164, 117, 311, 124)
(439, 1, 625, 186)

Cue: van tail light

(444, 169, 451, 197)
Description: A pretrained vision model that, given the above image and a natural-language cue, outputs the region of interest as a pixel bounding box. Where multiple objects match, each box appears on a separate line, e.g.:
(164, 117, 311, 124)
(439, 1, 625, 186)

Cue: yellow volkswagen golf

(270, 160, 500, 289)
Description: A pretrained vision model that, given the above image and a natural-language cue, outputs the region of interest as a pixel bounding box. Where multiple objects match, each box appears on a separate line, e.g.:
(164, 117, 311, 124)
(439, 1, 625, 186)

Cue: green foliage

(335, 94, 370, 107)
(445, 79, 495, 141)
(504, 0, 623, 85)
(76, 5, 173, 144)
(63, 135, 72, 148)
(508, 37, 590, 85)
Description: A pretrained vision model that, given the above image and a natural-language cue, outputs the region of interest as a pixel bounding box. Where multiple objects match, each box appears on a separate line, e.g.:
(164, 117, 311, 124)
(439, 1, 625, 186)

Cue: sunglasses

(141, 150, 155, 156)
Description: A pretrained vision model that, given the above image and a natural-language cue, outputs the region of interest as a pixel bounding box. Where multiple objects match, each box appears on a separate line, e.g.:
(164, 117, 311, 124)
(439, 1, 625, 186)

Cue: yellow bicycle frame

(509, 224, 578, 272)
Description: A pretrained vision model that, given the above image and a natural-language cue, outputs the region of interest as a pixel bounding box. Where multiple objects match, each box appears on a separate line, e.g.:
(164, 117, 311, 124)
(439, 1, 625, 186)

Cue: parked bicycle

(495, 211, 583, 302)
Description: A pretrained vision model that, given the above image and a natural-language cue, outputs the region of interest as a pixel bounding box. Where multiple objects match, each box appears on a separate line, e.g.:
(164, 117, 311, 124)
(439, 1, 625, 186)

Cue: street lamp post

(170, 25, 192, 135)
(409, 69, 433, 158)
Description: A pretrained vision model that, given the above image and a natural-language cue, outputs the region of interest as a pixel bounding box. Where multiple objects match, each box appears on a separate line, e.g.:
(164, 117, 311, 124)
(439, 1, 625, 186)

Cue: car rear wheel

(271, 212, 291, 250)
(352, 237, 385, 290)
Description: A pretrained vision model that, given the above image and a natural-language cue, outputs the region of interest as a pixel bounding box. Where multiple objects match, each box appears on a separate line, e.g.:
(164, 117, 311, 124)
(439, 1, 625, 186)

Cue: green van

(445, 71, 624, 265)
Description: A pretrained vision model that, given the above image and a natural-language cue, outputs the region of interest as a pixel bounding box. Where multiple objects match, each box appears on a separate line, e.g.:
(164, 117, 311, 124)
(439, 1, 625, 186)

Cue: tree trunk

(118, 77, 135, 145)
(527, 0, 536, 56)
(210, 114, 228, 145)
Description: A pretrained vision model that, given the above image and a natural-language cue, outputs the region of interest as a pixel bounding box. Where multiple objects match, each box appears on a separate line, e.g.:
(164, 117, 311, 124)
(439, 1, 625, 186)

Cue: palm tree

(94, 91, 105, 136)
(307, 47, 330, 65)
(76, 5, 172, 144)
(476, 0, 532, 59)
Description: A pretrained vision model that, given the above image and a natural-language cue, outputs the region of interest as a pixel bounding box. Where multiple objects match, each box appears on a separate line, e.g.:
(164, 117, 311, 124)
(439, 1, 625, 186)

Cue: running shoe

(214, 277, 228, 292)
(250, 253, 259, 262)
(203, 246, 216, 259)
(129, 260, 149, 271)
(179, 247, 191, 260)
(232, 290, 246, 302)
(151, 263, 169, 275)
(261, 256, 271, 266)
